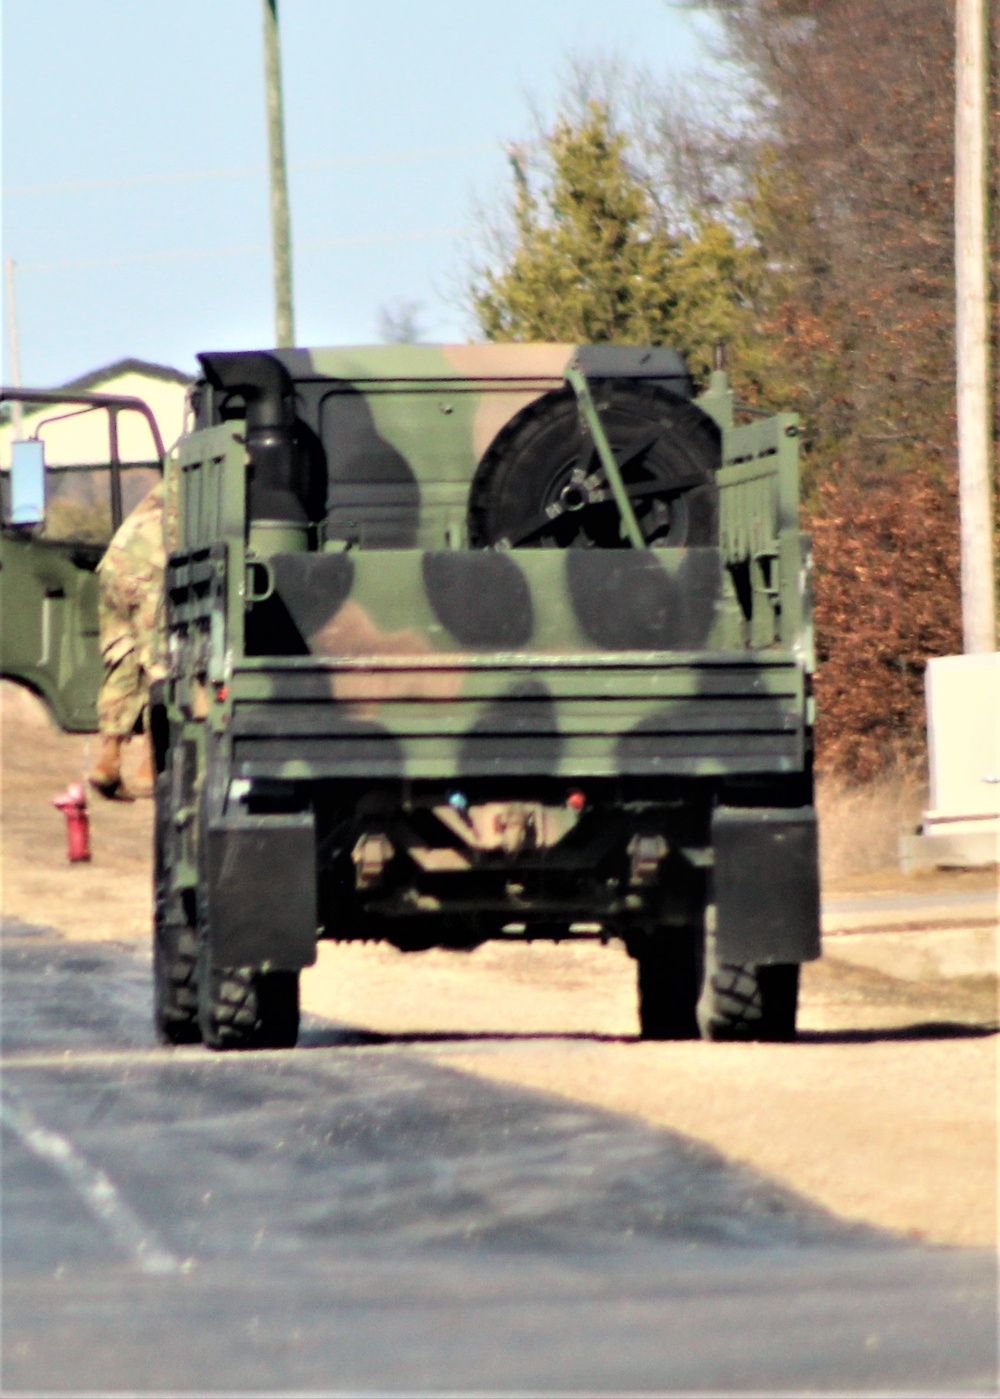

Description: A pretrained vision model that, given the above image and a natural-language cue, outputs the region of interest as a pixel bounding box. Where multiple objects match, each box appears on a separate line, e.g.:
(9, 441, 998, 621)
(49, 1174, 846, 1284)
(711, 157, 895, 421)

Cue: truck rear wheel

(634, 930, 800, 1042)
(197, 959, 300, 1051)
(154, 919, 201, 1046)
(697, 943, 799, 1042)
(153, 775, 201, 1045)
(635, 927, 703, 1040)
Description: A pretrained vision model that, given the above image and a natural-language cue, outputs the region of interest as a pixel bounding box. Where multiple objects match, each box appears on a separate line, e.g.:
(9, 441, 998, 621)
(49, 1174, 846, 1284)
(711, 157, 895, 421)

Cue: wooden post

(263, 0, 295, 348)
(955, 0, 996, 651)
(5, 257, 24, 440)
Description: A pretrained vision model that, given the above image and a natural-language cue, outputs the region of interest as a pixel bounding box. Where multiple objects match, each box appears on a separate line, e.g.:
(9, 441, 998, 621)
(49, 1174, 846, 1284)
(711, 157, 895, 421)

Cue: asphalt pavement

(2, 922, 996, 1394)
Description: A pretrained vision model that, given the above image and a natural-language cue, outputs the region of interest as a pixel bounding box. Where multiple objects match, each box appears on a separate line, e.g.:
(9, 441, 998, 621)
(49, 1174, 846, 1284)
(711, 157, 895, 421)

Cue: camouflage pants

(97, 559, 166, 738)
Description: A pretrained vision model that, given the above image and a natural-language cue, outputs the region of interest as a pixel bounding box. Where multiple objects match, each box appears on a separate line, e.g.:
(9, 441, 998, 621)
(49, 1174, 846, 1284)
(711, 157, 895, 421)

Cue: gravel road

(3, 925, 997, 1394)
(3, 686, 996, 1391)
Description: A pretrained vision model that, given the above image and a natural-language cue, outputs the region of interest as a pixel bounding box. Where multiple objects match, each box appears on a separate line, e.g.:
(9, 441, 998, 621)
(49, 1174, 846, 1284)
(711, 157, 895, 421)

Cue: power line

(15, 227, 466, 273)
(3, 144, 495, 198)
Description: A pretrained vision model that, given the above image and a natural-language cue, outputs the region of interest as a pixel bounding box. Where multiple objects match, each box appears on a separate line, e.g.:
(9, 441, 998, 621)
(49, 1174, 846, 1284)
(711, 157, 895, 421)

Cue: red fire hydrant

(52, 781, 91, 862)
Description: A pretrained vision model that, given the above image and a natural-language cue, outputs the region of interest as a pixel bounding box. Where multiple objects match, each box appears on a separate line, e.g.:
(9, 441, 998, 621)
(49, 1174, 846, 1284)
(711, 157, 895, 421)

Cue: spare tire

(468, 380, 722, 549)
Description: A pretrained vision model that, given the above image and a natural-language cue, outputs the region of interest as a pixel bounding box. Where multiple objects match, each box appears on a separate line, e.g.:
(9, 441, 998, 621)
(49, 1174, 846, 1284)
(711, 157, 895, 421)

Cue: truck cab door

(1, 393, 164, 731)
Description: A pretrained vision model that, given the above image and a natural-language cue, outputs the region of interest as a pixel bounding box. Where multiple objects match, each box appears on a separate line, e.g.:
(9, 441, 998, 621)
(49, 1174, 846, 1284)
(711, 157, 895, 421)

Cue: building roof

(61, 357, 191, 391)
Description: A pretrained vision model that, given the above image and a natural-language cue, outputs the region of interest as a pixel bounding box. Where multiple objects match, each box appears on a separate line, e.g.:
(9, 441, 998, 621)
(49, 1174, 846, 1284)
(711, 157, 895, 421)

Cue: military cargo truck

(0, 388, 164, 730)
(151, 344, 820, 1051)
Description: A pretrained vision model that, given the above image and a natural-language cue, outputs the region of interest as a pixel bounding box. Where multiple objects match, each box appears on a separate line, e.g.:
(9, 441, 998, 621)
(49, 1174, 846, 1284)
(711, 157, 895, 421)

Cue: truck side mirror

(10, 439, 45, 526)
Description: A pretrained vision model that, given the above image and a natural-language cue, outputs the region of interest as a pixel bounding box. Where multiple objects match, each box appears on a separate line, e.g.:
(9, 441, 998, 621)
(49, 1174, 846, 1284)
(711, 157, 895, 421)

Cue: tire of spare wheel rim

(468, 381, 721, 550)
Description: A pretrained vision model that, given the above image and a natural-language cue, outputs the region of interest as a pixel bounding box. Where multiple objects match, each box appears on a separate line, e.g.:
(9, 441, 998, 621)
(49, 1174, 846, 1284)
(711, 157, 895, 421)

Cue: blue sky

(2, 1, 718, 387)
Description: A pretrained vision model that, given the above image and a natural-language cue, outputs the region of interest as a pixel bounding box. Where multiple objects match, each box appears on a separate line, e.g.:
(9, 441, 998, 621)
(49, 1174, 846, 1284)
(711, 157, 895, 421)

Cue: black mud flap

(712, 806, 821, 964)
(205, 812, 317, 970)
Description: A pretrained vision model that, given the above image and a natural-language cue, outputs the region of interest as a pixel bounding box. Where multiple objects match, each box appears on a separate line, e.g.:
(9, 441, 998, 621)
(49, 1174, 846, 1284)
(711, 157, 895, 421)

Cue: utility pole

(955, 0, 995, 651)
(4, 257, 24, 439)
(263, 0, 295, 347)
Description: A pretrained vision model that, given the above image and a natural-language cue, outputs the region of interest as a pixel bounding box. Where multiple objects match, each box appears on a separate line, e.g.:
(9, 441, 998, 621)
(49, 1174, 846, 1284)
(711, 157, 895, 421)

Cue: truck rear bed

(228, 650, 807, 781)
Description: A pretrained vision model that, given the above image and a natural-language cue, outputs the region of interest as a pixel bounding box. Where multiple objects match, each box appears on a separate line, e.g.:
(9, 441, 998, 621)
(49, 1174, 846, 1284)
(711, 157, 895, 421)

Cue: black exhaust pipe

(197, 351, 307, 526)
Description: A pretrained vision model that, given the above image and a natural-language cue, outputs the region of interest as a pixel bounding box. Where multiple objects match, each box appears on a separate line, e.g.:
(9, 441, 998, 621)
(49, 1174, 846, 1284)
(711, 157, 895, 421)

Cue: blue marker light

(447, 790, 469, 812)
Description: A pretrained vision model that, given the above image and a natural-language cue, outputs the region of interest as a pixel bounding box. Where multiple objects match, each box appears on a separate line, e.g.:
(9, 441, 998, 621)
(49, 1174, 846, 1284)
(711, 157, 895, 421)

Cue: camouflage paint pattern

(96, 480, 168, 736)
(166, 345, 810, 786)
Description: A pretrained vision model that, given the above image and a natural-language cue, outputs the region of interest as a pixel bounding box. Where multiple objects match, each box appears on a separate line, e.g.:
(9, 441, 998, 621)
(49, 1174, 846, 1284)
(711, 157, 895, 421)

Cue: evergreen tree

(470, 102, 762, 387)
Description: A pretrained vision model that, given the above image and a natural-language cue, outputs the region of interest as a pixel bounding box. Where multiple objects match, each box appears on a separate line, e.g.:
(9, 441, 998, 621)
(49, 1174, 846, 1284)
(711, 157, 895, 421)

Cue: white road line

(1, 1095, 183, 1276)
(0, 1046, 309, 1070)
(1, 1050, 199, 1070)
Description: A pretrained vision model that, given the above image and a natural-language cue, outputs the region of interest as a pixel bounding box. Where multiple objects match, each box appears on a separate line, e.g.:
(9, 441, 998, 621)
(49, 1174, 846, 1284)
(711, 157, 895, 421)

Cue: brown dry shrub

(808, 467, 961, 780)
(816, 766, 926, 885)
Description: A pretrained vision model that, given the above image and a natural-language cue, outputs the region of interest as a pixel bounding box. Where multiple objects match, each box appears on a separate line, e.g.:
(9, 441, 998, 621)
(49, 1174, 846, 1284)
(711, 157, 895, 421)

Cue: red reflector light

(567, 790, 586, 811)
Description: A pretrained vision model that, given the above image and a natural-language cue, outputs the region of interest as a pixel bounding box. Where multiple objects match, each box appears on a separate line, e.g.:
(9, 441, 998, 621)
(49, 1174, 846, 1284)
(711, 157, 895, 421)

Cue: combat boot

(123, 734, 156, 800)
(88, 735, 129, 800)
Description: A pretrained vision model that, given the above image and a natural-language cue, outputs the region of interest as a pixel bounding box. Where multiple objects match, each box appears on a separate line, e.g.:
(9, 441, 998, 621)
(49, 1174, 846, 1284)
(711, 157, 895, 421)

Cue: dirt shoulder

(1, 684, 153, 943)
(2, 681, 996, 1248)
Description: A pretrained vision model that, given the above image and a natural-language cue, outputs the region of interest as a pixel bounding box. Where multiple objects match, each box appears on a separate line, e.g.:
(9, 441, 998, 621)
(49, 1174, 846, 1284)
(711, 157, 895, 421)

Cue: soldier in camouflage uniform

(88, 480, 166, 800)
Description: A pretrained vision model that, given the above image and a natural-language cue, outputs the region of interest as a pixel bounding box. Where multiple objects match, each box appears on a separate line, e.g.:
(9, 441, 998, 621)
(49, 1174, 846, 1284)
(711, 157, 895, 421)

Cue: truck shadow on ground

(298, 1019, 999, 1051)
(297, 1023, 635, 1050)
(798, 1021, 998, 1043)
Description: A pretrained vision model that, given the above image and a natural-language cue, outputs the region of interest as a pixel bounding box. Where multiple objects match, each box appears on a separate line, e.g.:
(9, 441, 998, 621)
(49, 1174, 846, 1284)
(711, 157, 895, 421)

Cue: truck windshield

(39, 462, 160, 545)
(1, 397, 163, 546)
